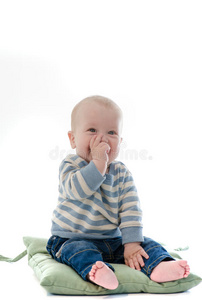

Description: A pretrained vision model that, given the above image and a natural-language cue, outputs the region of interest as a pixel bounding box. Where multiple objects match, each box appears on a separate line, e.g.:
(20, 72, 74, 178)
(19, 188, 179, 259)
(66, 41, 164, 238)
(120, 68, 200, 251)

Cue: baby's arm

(59, 135, 109, 200)
(124, 242, 149, 270)
(59, 155, 106, 200)
(90, 134, 110, 176)
(119, 166, 148, 269)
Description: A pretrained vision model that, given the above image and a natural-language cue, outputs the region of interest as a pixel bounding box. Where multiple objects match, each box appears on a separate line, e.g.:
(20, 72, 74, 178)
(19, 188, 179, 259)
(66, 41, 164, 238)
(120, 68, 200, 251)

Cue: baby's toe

(92, 264, 98, 271)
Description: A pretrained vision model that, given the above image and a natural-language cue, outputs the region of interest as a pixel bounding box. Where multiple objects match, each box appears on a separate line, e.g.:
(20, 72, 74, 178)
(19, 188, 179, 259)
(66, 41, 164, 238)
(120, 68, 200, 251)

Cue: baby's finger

(124, 259, 130, 268)
(106, 143, 111, 153)
(93, 134, 103, 148)
(132, 257, 141, 271)
(90, 134, 103, 149)
(128, 258, 135, 269)
(140, 249, 149, 260)
(136, 253, 145, 267)
(89, 135, 97, 150)
(99, 142, 110, 152)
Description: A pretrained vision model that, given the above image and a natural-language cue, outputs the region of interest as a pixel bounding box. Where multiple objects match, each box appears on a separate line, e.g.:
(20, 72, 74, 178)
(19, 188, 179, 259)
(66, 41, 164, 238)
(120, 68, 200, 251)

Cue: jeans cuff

(142, 255, 174, 278)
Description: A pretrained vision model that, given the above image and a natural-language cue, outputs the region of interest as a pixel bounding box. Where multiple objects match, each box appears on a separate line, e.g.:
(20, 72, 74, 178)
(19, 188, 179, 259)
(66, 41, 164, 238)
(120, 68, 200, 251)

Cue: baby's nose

(101, 134, 108, 143)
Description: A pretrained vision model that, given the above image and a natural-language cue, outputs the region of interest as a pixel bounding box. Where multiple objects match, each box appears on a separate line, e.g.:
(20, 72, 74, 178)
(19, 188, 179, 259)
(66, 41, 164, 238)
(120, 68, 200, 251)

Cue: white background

(0, 0, 202, 275)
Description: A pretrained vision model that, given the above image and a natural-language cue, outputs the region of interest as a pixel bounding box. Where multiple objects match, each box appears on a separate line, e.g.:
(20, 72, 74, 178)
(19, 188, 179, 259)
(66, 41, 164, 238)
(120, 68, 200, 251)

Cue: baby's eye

(88, 128, 96, 133)
(108, 130, 115, 135)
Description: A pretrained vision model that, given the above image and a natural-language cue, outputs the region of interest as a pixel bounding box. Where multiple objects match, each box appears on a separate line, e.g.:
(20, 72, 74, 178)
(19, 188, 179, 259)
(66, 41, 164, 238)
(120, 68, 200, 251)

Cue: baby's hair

(71, 95, 123, 131)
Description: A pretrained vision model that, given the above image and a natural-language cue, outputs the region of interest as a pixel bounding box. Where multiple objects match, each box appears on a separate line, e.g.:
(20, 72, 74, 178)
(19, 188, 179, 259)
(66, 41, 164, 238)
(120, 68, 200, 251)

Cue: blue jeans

(46, 236, 174, 281)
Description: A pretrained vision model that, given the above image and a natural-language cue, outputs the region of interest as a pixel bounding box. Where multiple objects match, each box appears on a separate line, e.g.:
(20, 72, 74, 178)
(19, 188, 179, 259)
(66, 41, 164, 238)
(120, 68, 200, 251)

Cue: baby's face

(69, 102, 122, 165)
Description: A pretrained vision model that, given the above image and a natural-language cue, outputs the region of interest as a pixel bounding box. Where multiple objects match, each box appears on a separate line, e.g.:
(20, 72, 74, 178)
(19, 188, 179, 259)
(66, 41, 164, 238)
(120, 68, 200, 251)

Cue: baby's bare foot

(87, 261, 119, 290)
(150, 260, 190, 283)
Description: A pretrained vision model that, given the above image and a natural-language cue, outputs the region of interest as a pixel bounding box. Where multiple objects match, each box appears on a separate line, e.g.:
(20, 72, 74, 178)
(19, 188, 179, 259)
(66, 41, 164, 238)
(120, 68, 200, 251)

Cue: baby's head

(70, 95, 123, 132)
(68, 95, 123, 164)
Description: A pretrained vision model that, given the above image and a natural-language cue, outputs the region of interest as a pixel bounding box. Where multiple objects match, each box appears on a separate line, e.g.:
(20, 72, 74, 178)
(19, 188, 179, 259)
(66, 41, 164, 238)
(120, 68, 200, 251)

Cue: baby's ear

(68, 131, 76, 149)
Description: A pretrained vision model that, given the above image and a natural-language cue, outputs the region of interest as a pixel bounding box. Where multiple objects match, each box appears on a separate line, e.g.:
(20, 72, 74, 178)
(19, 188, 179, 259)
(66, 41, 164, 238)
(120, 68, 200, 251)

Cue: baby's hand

(90, 134, 110, 163)
(90, 134, 110, 176)
(124, 242, 149, 271)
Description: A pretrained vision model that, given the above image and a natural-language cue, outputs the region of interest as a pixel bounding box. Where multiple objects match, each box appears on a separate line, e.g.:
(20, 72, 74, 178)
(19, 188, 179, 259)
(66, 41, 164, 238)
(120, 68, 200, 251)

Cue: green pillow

(23, 236, 201, 295)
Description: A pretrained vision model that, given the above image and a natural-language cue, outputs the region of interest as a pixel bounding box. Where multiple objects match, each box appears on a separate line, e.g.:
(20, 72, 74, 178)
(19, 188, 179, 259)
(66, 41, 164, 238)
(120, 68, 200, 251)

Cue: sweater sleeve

(119, 169, 144, 244)
(59, 159, 105, 200)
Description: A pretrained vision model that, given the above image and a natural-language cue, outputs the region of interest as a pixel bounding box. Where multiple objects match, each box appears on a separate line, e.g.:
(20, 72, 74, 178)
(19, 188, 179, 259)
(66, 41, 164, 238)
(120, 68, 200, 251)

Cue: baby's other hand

(124, 242, 149, 271)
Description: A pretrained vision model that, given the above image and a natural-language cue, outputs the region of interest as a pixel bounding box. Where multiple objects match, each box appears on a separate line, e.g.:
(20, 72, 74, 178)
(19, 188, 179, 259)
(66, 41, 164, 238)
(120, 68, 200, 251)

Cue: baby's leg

(87, 261, 119, 290)
(139, 237, 191, 282)
(150, 260, 190, 283)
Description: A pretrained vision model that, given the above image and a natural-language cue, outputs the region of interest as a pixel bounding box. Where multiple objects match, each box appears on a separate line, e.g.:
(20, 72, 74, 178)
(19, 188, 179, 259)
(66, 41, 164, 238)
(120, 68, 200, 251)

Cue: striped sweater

(51, 154, 143, 244)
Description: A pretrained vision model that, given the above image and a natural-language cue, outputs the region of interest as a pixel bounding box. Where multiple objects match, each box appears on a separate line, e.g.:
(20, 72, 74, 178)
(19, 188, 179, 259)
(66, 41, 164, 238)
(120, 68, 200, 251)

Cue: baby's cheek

(110, 147, 120, 161)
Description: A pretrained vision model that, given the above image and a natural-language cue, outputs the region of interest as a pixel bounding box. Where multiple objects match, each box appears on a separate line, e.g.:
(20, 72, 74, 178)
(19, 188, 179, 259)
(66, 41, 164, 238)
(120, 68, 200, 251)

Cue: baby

(47, 95, 190, 289)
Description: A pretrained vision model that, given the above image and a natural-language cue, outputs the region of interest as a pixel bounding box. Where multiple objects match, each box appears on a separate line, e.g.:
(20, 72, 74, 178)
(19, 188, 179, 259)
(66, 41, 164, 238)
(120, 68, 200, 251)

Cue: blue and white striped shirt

(51, 154, 143, 244)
